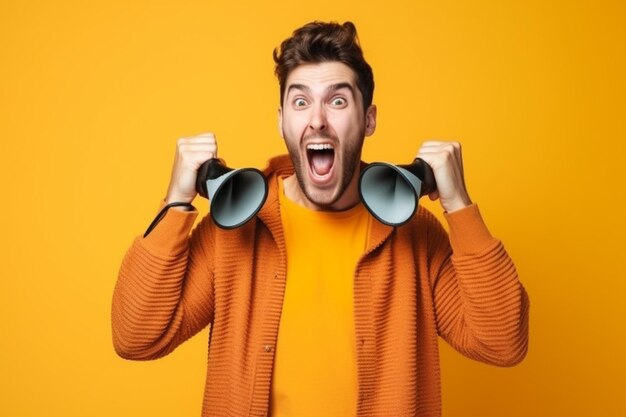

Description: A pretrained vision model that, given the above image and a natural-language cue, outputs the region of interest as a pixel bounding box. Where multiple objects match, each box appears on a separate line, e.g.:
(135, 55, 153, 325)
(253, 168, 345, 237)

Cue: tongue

(311, 151, 334, 176)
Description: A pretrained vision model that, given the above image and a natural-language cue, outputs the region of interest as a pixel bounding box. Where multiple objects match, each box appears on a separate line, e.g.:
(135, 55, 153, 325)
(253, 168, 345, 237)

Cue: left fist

(417, 141, 472, 213)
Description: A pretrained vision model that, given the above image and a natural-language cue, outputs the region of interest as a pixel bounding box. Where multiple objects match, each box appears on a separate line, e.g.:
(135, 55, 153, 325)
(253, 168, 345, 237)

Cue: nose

(308, 103, 327, 132)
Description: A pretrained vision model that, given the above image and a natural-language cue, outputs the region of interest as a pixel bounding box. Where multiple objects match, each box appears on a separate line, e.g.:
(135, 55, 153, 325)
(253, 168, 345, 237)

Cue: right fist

(165, 132, 218, 204)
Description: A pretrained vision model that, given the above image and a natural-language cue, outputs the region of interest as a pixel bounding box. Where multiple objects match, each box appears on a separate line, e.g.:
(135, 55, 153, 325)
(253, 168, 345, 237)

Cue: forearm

(433, 204, 529, 366)
(439, 241, 529, 366)
(111, 206, 214, 360)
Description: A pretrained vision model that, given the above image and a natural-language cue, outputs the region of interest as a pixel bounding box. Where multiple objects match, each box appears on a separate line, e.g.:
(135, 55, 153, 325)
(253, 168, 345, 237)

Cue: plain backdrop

(1, 1, 625, 416)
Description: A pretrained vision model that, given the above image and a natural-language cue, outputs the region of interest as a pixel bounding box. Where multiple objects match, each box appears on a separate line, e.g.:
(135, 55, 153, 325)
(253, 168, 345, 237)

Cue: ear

(277, 107, 284, 138)
(364, 104, 377, 136)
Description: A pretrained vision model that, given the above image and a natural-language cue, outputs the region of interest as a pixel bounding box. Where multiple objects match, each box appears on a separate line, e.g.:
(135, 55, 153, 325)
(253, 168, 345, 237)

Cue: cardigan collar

(256, 154, 394, 256)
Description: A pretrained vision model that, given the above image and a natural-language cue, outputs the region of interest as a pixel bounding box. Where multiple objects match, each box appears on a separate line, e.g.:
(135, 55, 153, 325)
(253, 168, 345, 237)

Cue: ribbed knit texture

(112, 154, 529, 417)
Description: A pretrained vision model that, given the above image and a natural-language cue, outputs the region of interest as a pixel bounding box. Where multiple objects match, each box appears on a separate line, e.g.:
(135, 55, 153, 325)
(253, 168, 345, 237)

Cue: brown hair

(273, 21, 374, 111)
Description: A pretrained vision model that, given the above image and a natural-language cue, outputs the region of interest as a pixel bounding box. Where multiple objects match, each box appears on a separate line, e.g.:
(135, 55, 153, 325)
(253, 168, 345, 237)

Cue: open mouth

(306, 143, 335, 180)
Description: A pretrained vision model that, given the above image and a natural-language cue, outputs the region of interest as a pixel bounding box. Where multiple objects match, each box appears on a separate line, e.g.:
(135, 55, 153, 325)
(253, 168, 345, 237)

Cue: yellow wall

(1, 1, 624, 416)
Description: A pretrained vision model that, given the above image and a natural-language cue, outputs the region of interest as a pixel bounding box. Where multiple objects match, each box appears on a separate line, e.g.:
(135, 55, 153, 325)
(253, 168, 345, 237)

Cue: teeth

(307, 143, 334, 151)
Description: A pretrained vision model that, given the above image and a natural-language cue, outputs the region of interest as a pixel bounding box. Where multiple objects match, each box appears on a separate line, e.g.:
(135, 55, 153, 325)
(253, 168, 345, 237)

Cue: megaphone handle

(196, 158, 230, 198)
(413, 158, 437, 197)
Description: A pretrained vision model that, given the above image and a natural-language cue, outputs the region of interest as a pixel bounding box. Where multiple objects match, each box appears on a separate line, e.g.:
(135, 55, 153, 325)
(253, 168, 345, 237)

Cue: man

(112, 21, 529, 417)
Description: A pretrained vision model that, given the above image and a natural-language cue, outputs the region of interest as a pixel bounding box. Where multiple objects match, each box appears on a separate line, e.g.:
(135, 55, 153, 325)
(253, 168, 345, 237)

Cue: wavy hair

(273, 21, 374, 111)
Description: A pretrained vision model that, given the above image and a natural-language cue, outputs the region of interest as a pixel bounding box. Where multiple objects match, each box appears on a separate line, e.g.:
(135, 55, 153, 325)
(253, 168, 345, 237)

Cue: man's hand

(416, 141, 472, 213)
(165, 132, 218, 204)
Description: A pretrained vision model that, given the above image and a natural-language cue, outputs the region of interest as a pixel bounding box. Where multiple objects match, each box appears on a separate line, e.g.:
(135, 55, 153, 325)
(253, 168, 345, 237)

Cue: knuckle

(197, 132, 215, 140)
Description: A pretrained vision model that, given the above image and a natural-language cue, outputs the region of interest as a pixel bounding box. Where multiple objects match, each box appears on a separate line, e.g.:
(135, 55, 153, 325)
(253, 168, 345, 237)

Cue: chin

(303, 188, 341, 208)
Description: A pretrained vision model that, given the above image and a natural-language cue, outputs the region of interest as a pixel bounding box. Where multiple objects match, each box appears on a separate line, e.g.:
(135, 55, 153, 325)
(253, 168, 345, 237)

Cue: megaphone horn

(359, 158, 436, 226)
(196, 158, 268, 229)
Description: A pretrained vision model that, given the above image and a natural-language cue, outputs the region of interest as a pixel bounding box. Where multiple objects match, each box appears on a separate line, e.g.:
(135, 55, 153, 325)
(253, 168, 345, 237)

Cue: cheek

(282, 113, 308, 137)
(332, 113, 362, 137)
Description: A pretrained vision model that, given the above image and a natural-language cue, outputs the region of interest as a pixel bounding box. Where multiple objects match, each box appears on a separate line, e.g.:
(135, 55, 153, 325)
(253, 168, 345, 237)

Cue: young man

(112, 21, 529, 417)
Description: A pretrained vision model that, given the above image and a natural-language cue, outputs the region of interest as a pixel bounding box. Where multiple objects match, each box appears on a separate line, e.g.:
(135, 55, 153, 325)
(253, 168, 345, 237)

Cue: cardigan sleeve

(428, 204, 529, 367)
(111, 203, 216, 360)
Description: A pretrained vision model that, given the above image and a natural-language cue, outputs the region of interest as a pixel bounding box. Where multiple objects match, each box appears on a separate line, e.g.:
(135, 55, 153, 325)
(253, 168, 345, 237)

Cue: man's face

(279, 61, 376, 209)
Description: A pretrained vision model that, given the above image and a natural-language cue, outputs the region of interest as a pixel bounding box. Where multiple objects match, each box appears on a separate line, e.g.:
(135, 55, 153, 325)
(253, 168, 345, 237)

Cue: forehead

(285, 62, 358, 92)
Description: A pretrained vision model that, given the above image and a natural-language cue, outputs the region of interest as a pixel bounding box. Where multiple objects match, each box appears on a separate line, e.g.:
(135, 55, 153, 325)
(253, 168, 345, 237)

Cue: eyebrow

(286, 82, 355, 97)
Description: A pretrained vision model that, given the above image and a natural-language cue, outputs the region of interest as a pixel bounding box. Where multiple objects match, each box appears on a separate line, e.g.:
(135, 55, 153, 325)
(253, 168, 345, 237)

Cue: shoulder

(407, 204, 448, 237)
(393, 204, 450, 257)
(262, 154, 294, 178)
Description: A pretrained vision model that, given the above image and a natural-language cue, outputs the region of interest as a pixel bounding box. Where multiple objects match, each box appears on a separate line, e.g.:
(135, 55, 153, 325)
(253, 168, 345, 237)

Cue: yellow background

(1, 0, 625, 416)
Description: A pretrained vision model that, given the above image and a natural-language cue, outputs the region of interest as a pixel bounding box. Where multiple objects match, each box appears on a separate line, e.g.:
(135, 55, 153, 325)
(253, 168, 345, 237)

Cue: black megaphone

(195, 158, 268, 229)
(358, 158, 436, 226)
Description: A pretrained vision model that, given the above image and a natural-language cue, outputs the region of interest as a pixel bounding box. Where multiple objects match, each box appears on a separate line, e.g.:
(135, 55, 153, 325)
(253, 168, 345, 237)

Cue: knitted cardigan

(112, 154, 529, 417)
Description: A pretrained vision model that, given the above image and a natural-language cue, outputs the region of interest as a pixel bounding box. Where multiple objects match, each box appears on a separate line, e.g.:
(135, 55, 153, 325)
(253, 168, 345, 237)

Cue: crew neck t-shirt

(269, 177, 371, 417)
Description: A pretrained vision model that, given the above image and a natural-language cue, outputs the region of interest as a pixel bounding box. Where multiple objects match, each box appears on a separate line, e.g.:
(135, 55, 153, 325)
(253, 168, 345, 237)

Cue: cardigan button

(264, 345, 273, 352)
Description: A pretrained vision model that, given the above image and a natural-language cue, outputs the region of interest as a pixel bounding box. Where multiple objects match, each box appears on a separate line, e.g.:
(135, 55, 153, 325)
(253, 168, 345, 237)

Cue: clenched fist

(165, 132, 218, 204)
(416, 141, 472, 213)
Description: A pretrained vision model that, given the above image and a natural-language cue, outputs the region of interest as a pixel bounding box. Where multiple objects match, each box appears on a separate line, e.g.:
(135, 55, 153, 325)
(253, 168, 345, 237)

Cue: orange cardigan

(112, 154, 529, 417)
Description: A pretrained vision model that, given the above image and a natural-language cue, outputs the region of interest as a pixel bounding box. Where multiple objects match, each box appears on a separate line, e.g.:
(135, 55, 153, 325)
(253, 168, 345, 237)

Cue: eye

(330, 97, 347, 107)
(293, 98, 308, 108)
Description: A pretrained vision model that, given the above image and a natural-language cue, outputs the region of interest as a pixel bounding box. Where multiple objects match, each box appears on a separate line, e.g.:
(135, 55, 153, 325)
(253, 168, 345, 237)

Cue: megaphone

(359, 158, 436, 226)
(195, 158, 268, 229)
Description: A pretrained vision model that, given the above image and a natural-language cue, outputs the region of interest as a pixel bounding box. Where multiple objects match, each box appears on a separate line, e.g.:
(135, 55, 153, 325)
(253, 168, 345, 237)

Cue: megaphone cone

(359, 158, 436, 226)
(196, 158, 268, 229)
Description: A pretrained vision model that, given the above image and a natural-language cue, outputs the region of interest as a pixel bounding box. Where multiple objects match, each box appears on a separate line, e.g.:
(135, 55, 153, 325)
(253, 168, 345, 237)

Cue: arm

(427, 204, 529, 366)
(111, 204, 216, 360)
(112, 132, 219, 360)
(418, 141, 529, 366)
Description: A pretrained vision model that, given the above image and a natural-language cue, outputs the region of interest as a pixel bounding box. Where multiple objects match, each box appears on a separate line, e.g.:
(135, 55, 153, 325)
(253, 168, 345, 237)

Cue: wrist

(169, 204, 194, 212)
(443, 195, 473, 213)
(165, 193, 195, 206)
(144, 201, 195, 237)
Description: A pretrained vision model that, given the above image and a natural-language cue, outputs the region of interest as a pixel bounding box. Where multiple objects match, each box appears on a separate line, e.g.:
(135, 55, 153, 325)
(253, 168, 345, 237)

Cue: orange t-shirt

(270, 178, 370, 417)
